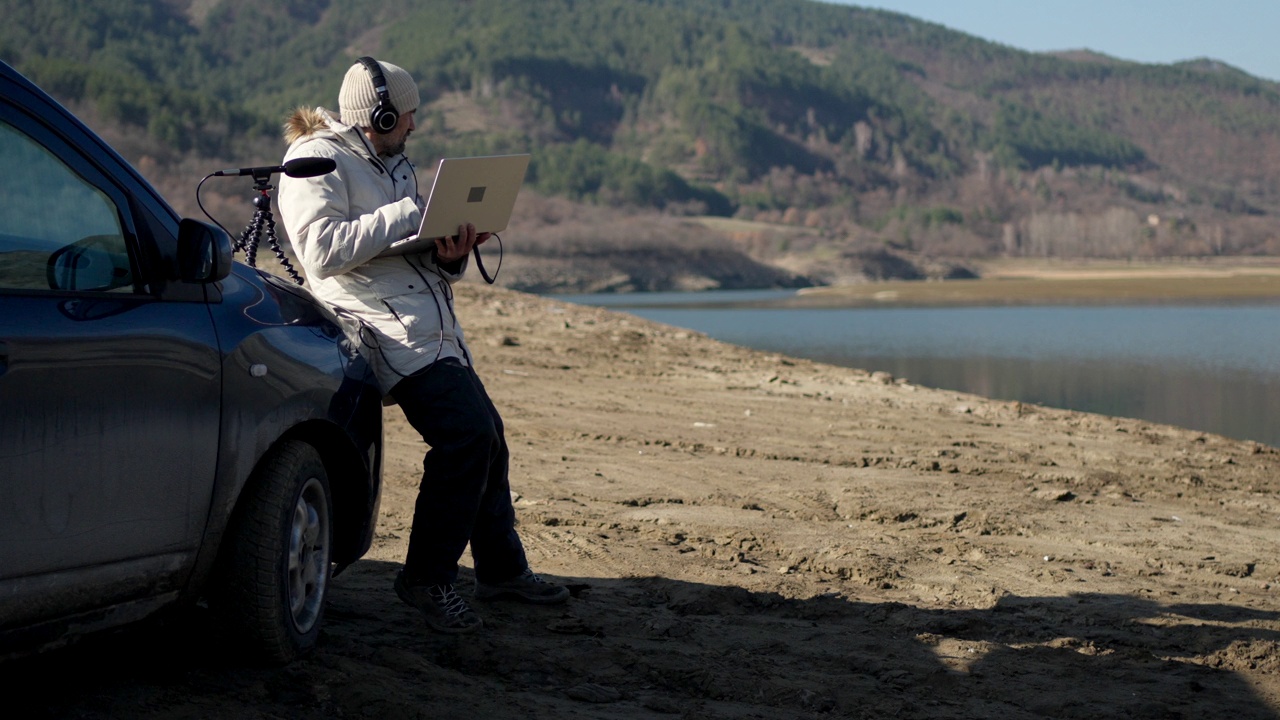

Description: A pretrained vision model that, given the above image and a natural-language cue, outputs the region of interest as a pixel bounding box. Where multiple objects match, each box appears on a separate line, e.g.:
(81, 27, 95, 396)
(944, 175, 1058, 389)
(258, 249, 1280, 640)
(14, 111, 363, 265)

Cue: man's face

(374, 109, 416, 157)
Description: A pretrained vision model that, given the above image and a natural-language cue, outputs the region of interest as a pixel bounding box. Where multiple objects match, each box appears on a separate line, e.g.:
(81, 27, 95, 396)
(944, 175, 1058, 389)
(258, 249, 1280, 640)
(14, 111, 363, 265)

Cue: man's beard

(379, 131, 409, 158)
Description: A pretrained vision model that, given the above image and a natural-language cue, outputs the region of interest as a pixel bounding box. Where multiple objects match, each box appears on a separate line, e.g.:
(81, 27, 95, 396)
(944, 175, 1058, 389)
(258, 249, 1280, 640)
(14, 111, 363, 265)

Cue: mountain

(4, 0, 1279, 290)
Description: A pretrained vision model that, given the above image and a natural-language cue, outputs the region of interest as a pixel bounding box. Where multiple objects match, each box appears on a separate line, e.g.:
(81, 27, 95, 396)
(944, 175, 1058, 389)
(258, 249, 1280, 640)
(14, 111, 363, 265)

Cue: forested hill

(4, 0, 1280, 286)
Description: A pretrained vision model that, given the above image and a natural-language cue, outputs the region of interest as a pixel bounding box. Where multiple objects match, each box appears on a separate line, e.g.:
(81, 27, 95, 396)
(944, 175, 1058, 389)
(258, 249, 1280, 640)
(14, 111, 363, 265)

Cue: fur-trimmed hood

(283, 106, 340, 145)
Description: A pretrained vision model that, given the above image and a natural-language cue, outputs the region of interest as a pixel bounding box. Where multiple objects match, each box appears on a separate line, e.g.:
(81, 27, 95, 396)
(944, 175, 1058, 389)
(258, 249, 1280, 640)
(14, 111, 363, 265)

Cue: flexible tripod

(235, 171, 303, 284)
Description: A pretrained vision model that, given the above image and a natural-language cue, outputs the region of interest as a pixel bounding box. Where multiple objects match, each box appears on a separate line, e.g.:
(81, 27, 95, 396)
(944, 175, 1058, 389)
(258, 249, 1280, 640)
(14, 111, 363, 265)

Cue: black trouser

(390, 358, 528, 587)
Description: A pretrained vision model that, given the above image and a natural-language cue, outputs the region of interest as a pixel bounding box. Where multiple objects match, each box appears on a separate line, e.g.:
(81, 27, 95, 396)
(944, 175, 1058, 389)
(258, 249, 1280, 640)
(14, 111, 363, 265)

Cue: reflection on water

(555, 294, 1280, 447)
(856, 354, 1277, 447)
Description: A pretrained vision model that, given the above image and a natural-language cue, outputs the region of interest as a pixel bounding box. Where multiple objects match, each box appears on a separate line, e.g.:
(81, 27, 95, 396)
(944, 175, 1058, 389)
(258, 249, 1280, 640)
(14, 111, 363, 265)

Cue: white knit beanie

(338, 59, 420, 128)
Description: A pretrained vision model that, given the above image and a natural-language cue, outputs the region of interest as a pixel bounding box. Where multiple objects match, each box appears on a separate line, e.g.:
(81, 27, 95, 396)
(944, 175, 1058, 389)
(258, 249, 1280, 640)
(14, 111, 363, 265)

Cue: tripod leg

(240, 211, 265, 269)
(264, 213, 303, 285)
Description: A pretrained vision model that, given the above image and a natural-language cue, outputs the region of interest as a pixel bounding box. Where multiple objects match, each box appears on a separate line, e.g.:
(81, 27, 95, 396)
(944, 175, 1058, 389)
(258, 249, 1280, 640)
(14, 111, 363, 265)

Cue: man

(277, 57, 568, 634)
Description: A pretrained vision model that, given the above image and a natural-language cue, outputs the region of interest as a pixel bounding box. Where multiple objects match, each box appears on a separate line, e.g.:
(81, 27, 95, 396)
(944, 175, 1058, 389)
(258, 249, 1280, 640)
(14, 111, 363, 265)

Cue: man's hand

(434, 223, 492, 263)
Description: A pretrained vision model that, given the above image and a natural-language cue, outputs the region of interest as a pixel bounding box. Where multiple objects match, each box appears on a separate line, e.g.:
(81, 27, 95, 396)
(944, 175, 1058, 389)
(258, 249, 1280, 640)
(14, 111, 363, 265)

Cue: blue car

(0, 61, 384, 662)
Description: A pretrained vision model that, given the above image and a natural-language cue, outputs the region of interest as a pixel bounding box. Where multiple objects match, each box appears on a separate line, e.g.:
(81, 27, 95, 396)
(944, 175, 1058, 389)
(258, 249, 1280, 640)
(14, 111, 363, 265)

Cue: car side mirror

(178, 218, 233, 283)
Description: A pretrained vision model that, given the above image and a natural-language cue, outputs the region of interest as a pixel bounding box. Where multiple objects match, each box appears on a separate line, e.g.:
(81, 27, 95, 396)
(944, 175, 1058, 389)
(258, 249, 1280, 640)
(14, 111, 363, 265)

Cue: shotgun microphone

(213, 157, 336, 178)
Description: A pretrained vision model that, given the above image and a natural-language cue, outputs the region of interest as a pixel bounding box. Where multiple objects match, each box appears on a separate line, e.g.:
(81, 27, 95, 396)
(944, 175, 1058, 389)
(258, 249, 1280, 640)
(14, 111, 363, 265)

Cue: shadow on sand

(5, 559, 1278, 719)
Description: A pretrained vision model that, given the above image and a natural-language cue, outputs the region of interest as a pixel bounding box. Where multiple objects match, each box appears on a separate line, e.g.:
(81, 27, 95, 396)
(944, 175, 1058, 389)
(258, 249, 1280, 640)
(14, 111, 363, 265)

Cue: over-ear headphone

(357, 56, 399, 134)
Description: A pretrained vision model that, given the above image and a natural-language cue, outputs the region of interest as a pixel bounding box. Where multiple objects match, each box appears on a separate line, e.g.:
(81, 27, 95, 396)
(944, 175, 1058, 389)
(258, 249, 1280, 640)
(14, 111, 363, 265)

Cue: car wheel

(216, 440, 332, 663)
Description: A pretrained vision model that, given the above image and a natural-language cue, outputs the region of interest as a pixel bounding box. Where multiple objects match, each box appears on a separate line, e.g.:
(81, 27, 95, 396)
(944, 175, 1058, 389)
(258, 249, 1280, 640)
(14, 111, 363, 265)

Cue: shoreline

(552, 277, 1280, 448)
(533, 258, 1280, 310)
(788, 273, 1280, 309)
(545, 272, 1280, 310)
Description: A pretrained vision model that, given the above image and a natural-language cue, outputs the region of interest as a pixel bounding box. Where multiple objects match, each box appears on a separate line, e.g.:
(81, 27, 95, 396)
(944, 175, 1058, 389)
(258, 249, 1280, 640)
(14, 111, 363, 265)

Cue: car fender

(184, 267, 383, 597)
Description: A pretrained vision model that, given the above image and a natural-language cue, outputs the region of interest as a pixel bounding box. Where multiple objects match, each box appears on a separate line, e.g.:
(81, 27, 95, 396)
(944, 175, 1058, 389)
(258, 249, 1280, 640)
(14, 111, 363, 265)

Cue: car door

(0, 98, 222, 625)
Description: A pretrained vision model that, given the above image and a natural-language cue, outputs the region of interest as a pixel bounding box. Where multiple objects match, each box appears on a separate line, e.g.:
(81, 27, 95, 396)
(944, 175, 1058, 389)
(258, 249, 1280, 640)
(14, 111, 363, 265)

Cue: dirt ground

(11, 282, 1280, 719)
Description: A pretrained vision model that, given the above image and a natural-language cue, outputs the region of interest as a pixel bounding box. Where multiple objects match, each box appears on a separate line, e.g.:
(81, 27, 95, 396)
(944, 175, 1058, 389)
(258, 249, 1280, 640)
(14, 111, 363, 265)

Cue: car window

(0, 119, 135, 293)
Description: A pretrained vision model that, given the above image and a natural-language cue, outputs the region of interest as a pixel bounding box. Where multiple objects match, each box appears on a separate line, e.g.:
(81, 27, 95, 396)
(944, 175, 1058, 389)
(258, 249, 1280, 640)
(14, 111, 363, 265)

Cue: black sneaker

(394, 572, 483, 634)
(475, 569, 570, 605)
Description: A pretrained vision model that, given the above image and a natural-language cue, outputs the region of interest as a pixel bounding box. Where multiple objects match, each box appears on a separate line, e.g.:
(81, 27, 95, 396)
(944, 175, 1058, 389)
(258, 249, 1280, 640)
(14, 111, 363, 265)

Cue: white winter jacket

(278, 107, 471, 393)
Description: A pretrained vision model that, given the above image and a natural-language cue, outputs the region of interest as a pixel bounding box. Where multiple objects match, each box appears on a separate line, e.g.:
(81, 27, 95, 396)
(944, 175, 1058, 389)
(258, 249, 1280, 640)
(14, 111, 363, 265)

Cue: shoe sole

(475, 585, 571, 605)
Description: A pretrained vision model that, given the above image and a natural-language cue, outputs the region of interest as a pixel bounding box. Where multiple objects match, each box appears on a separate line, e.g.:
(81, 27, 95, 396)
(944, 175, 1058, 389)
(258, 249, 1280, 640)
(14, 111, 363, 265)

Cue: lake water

(553, 290, 1280, 447)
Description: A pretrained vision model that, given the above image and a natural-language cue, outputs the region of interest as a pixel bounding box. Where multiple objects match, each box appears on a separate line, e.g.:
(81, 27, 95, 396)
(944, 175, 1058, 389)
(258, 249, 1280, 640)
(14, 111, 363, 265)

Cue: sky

(829, 0, 1280, 82)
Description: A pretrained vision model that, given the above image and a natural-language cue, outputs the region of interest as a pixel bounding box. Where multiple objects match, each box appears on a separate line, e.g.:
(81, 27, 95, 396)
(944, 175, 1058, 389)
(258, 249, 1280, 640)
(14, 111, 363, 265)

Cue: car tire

(215, 440, 333, 663)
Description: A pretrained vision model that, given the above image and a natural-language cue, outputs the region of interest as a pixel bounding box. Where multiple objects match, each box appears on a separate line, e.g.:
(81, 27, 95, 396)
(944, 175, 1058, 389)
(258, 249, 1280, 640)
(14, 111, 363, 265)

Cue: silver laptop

(381, 153, 530, 257)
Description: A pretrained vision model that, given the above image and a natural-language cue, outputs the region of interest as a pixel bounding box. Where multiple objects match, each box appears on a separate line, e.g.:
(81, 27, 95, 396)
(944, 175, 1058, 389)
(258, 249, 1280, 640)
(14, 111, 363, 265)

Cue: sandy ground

(11, 283, 1280, 719)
